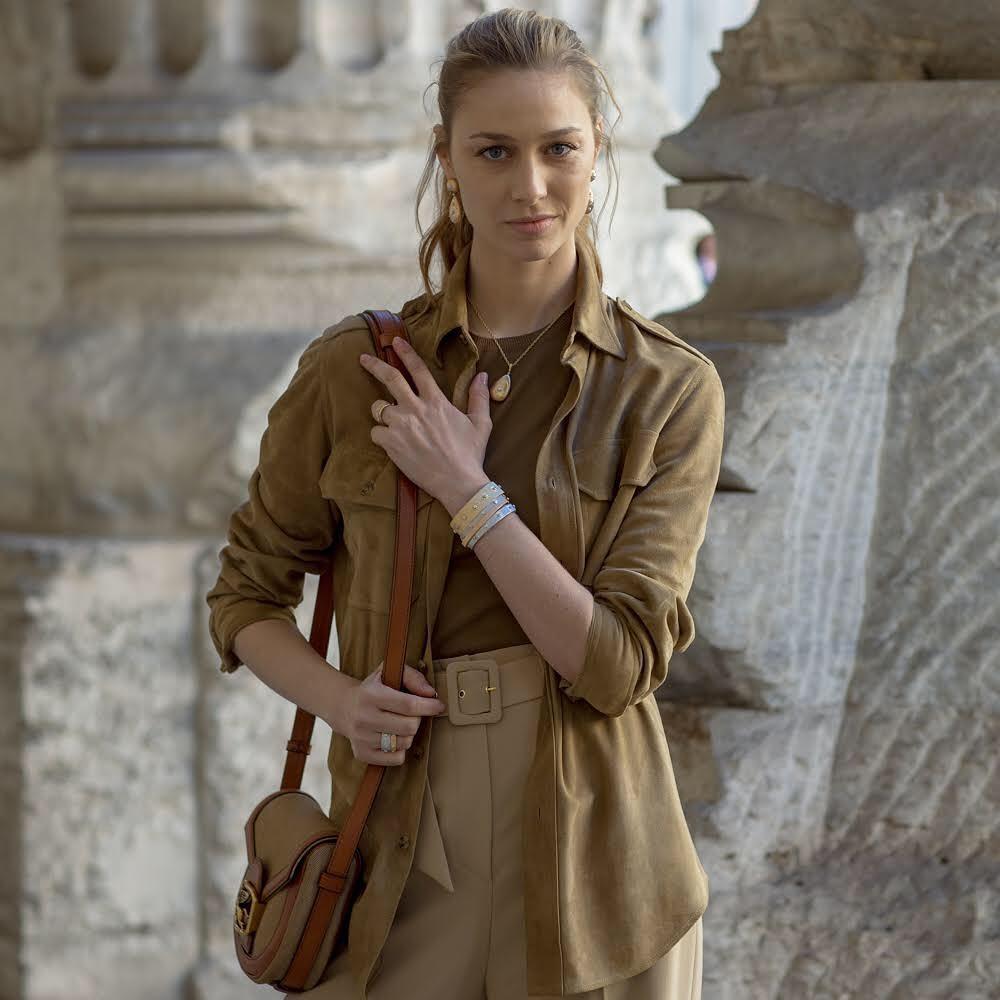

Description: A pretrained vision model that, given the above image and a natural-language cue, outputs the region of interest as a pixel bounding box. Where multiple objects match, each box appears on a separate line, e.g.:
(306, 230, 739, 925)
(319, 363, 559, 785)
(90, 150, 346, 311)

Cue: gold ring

(373, 400, 392, 425)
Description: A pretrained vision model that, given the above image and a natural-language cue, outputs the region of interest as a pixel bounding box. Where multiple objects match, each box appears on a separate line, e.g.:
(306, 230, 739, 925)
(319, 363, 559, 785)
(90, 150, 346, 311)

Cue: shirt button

(397, 834, 411, 850)
(417, 659, 426, 670)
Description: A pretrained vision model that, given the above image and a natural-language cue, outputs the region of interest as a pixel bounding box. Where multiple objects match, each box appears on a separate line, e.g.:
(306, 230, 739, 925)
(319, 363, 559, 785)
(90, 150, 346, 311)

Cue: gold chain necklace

(468, 297, 573, 402)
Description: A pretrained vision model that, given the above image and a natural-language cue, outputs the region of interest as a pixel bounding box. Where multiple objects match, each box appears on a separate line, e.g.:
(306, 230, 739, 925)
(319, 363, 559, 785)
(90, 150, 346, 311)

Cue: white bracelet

(465, 502, 516, 550)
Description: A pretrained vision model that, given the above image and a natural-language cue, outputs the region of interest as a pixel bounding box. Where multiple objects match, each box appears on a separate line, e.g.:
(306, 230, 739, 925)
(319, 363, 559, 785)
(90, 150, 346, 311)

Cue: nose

(511, 156, 547, 206)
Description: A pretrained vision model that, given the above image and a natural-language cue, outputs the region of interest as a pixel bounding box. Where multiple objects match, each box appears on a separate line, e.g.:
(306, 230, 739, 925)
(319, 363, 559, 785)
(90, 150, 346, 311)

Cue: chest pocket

(574, 431, 658, 498)
(573, 431, 659, 581)
(573, 438, 622, 555)
(319, 440, 434, 613)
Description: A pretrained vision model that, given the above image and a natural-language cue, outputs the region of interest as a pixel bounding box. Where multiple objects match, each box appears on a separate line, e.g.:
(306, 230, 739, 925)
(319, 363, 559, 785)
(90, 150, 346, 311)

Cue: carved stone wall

(656, 2, 999, 997)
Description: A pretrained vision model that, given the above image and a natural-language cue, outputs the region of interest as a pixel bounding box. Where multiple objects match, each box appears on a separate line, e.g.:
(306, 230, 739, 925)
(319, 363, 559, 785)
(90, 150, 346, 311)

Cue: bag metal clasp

(234, 878, 263, 937)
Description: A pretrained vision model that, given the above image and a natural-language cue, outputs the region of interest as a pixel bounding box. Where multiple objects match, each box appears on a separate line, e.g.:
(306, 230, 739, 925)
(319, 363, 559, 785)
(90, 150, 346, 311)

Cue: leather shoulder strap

(280, 310, 417, 790)
(276, 310, 421, 990)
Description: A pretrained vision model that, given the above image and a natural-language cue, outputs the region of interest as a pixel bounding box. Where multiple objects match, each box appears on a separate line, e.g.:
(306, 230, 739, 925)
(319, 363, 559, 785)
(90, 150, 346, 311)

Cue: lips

(508, 216, 556, 235)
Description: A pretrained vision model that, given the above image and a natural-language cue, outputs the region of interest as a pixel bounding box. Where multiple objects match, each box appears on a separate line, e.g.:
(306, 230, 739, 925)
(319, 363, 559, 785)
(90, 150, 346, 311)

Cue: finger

(390, 336, 442, 400)
(369, 706, 425, 737)
(376, 686, 447, 718)
(403, 664, 439, 695)
(373, 663, 446, 714)
(359, 352, 418, 406)
(361, 746, 406, 766)
(467, 370, 492, 424)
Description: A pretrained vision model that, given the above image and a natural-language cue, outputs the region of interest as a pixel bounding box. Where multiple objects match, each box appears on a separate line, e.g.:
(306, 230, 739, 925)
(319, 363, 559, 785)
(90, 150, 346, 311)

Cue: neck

(466, 233, 579, 338)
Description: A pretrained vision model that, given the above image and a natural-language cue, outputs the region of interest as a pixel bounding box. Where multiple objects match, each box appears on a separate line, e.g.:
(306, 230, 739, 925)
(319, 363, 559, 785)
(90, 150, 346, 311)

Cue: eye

(476, 142, 578, 162)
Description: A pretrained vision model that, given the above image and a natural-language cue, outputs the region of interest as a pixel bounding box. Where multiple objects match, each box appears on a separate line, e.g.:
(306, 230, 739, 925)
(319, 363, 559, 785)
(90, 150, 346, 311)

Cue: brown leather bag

(230, 310, 421, 992)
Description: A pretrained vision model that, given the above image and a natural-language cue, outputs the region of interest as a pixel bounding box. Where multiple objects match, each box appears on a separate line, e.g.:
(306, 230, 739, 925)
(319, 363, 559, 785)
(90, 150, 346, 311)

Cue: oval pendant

(490, 373, 511, 401)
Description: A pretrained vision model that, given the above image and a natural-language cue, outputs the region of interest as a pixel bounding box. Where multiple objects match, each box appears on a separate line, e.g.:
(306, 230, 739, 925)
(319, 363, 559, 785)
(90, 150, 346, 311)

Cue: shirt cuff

(211, 601, 298, 674)
(557, 597, 634, 716)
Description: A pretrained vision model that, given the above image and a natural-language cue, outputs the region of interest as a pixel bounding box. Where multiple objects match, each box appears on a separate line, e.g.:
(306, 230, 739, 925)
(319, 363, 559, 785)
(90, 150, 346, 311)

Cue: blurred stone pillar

(0, 4, 70, 1000)
(654, 2, 1000, 996)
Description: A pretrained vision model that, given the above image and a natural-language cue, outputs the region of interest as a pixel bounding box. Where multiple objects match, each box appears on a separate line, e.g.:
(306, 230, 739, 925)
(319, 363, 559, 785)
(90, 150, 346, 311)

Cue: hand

(359, 336, 492, 503)
(338, 659, 447, 766)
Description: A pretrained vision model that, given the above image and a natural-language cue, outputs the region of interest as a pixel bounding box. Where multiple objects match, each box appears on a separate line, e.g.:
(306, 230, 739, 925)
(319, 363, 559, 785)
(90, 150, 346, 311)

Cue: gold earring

(446, 177, 462, 225)
(586, 169, 596, 214)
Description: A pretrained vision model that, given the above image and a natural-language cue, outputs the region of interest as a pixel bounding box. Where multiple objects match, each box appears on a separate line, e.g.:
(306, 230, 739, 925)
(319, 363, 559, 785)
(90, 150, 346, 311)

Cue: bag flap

(245, 790, 344, 901)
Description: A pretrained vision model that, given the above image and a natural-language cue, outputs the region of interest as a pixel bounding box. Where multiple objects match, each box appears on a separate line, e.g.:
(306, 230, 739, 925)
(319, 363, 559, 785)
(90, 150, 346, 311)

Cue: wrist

(438, 468, 492, 519)
(323, 668, 359, 735)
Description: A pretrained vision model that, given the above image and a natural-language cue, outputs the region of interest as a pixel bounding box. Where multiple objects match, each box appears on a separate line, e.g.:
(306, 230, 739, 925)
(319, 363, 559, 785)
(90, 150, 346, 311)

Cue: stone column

(1, 5, 70, 1000)
(654, 2, 1000, 996)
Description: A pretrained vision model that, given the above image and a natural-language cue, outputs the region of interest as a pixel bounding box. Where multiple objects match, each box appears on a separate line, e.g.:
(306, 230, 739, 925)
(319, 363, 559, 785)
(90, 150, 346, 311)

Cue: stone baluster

(217, 0, 301, 72)
(68, 0, 130, 79)
(299, 0, 382, 71)
(157, 0, 208, 76)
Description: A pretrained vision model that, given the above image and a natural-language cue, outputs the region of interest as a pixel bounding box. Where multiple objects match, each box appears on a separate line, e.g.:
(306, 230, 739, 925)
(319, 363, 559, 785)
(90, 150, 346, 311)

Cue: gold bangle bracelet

(450, 481, 504, 534)
(459, 494, 509, 545)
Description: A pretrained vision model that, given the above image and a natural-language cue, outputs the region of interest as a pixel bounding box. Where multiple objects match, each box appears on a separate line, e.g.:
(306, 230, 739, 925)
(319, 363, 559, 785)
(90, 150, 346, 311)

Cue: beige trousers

(302, 642, 702, 1000)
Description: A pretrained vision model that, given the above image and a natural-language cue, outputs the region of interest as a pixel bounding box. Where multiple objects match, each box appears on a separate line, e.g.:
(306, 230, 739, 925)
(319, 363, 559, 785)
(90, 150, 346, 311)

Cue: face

(434, 69, 602, 259)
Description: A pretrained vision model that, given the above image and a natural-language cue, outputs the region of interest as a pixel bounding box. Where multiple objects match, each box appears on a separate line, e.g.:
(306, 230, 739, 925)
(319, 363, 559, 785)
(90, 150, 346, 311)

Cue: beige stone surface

(711, 0, 1000, 83)
(657, 2, 1000, 997)
(2, 538, 202, 999)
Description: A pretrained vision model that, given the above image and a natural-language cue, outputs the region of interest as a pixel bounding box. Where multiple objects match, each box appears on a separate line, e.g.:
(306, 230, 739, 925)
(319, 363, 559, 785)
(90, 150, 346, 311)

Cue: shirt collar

(422, 231, 626, 365)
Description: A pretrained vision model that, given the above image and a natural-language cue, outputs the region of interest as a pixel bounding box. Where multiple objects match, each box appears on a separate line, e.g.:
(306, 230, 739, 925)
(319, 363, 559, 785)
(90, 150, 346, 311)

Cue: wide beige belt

(432, 646, 545, 726)
(413, 644, 546, 892)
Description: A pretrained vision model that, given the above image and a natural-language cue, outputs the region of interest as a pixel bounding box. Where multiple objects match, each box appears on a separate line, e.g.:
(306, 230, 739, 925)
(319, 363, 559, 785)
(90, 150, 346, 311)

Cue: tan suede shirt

(206, 232, 725, 997)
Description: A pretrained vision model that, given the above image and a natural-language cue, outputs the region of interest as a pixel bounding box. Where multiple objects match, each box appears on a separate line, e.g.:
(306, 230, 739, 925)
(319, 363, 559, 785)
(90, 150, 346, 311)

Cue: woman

(207, 8, 723, 999)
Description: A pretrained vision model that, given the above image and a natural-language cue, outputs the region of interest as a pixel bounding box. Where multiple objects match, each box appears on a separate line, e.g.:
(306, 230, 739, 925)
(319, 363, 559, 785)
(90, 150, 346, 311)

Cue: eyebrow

(465, 127, 584, 142)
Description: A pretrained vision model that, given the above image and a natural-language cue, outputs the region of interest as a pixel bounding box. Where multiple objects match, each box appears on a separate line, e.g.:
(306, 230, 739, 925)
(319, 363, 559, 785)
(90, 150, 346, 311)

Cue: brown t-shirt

(431, 302, 575, 658)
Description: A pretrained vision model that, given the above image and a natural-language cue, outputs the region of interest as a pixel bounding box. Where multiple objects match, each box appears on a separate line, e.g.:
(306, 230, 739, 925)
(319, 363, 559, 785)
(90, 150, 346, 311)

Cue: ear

(433, 125, 452, 174)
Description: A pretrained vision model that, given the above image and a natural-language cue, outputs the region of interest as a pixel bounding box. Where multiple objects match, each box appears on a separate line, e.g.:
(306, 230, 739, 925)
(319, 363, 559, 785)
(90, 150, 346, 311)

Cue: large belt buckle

(444, 658, 502, 726)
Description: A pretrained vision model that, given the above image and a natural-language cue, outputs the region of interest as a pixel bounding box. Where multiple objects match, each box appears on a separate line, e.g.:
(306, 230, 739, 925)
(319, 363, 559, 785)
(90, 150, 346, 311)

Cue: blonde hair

(409, 7, 623, 326)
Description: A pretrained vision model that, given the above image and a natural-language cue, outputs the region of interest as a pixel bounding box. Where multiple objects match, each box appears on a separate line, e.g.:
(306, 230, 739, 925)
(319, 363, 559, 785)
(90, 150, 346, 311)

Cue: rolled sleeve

(559, 362, 725, 716)
(205, 332, 342, 674)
